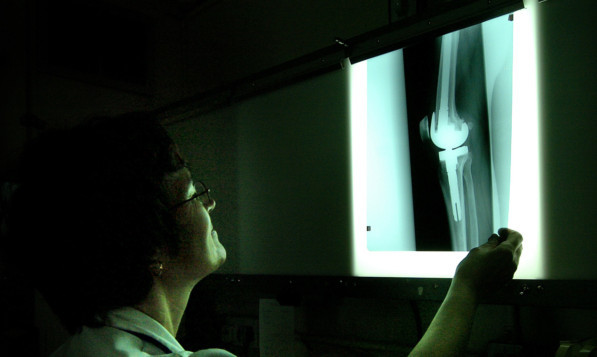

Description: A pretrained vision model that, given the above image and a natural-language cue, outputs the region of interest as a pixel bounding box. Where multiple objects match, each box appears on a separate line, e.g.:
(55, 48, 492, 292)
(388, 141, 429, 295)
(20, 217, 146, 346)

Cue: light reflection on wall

(351, 8, 544, 278)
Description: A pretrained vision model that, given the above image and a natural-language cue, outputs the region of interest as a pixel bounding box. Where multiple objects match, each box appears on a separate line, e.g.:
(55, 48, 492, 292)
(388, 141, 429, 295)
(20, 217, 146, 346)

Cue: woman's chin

(211, 230, 227, 267)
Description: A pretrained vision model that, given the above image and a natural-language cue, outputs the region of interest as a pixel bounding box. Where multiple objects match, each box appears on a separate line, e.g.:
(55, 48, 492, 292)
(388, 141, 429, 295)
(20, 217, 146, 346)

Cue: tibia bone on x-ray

(423, 31, 479, 251)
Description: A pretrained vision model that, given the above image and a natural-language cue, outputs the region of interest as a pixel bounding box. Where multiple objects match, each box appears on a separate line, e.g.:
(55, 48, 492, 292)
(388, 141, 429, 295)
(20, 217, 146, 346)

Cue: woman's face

(163, 168, 226, 283)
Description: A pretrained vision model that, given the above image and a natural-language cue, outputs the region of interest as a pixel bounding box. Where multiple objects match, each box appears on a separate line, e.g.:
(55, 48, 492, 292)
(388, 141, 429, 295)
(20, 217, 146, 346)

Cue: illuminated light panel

(350, 59, 368, 275)
(365, 50, 416, 252)
(509, 5, 544, 279)
(350, 55, 467, 278)
(351, 7, 543, 278)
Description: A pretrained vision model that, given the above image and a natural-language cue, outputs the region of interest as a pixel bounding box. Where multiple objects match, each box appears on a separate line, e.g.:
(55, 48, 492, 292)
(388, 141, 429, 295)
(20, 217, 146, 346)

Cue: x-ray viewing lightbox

(350, 8, 543, 278)
(168, 6, 546, 280)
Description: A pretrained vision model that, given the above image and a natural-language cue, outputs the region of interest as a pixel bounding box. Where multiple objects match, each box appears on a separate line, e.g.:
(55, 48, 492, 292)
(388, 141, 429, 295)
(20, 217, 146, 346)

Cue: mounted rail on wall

(154, 0, 524, 124)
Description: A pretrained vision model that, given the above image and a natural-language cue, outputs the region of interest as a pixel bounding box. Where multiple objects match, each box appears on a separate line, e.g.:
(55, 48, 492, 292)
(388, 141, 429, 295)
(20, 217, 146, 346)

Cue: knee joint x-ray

(357, 14, 514, 253)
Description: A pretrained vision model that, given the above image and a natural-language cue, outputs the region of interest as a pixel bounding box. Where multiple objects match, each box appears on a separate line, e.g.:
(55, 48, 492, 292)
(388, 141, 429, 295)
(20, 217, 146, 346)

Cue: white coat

(50, 307, 236, 357)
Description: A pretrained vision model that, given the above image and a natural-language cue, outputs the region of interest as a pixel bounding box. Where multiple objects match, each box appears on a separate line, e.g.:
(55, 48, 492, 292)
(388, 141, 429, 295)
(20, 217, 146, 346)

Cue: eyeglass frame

(169, 180, 211, 210)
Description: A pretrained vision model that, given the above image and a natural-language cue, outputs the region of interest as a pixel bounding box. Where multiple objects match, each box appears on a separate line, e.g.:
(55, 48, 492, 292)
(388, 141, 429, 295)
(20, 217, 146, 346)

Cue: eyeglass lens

(195, 181, 211, 205)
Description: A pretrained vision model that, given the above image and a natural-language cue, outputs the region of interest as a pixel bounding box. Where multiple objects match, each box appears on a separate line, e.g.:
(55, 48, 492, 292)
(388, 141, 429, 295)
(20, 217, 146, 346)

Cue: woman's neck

(135, 279, 194, 337)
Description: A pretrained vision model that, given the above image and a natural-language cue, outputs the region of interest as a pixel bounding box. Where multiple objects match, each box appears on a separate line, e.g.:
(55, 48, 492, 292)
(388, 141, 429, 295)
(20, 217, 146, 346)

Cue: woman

(5, 112, 522, 356)
(6, 112, 233, 356)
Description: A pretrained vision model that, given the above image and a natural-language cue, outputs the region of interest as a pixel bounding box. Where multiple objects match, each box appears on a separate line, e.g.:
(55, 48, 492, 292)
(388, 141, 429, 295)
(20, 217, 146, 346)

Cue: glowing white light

(509, 5, 544, 279)
(350, 7, 542, 279)
(365, 50, 416, 252)
(350, 59, 368, 273)
(350, 56, 467, 277)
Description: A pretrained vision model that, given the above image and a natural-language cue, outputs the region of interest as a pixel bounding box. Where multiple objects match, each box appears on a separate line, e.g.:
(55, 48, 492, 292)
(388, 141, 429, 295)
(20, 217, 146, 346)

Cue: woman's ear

(149, 248, 168, 278)
(149, 260, 165, 278)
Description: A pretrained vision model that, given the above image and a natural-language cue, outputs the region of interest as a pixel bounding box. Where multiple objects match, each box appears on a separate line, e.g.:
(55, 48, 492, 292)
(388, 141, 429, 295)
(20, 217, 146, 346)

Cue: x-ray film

(364, 15, 513, 252)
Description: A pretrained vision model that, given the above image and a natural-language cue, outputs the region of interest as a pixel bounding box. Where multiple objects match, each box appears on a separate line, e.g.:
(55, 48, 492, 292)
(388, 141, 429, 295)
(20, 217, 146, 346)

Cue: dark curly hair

(4, 112, 186, 333)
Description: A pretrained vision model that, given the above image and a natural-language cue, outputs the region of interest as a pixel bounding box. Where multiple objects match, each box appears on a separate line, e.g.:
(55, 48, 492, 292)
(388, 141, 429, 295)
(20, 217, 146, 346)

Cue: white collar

(104, 306, 185, 353)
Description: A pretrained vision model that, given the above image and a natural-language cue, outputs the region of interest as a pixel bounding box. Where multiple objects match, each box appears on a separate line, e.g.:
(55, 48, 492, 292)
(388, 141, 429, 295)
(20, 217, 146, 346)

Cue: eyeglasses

(170, 180, 212, 210)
